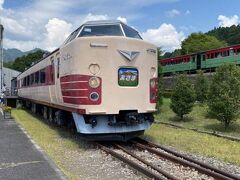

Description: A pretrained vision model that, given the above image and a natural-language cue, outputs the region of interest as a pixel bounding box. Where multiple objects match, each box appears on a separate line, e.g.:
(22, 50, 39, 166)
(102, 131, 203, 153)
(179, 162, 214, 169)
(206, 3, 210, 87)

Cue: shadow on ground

(168, 115, 194, 123)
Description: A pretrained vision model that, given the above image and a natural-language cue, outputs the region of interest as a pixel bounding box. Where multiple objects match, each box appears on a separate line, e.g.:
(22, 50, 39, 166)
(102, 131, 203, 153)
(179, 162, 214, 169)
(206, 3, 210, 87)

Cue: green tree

(170, 75, 195, 119)
(11, 50, 44, 72)
(208, 63, 240, 129)
(207, 25, 240, 46)
(181, 33, 227, 55)
(194, 70, 209, 103)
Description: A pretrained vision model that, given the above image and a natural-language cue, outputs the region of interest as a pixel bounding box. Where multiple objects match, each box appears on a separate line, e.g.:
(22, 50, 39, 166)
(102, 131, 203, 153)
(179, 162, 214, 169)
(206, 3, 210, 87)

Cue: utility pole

(0, 24, 3, 92)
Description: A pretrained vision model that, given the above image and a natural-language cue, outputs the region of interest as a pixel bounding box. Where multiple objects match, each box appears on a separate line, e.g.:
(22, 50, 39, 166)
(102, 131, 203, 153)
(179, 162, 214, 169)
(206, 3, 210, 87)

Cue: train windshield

(121, 23, 142, 39)
(79, 25, 123, 37)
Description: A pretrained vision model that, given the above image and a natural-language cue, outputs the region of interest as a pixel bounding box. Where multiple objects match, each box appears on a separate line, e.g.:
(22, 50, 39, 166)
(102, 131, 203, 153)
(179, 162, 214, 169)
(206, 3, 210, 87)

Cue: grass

(12, 109, 90, 180)
(155, 98, 240, 137)
(144, 124, 240, 166)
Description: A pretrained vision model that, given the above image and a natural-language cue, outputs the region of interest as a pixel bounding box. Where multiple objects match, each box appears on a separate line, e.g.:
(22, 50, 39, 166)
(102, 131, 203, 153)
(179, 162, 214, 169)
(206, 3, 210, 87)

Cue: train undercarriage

(18, 99, 154, 141)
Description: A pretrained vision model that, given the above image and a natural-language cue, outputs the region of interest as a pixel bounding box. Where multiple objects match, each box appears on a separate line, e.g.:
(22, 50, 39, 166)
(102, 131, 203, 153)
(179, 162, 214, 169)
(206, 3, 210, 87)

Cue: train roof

(84, 20, 122, 25)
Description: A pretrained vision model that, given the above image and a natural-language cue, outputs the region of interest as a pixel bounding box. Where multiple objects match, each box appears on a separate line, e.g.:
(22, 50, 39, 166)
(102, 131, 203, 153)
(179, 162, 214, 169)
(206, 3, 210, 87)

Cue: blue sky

(1, 0, 240, 52)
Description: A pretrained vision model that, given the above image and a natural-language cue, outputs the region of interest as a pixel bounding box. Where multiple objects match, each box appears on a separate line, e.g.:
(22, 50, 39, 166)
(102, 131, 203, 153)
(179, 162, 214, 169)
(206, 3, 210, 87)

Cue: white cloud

(4, 18, 72, 51)
(166, 9, 181, 17)
(185, 10, 191, 15)
(4, 38, 39, 51)
(0, 0, 4, 10)
(43, 18, 72, 51)
(0, 0, 181, 51)
(142, 23, 185, 51)
(1, 17, 31, 37)
(81, 13, 109, 24)
(218, 15, 239, 27)
(117, 16, 127, 23)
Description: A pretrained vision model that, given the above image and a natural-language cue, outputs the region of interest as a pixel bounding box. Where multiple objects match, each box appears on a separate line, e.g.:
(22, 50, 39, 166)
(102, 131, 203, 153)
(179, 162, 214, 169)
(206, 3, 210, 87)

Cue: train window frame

(64, 27, 81, 45)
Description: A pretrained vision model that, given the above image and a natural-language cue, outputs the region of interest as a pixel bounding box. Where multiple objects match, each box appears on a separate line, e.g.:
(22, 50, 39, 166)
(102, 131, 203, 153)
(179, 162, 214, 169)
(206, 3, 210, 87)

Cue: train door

(197, 54, 201, 69)
(49, 56, 57, 103)
(54, 53, 61, 103)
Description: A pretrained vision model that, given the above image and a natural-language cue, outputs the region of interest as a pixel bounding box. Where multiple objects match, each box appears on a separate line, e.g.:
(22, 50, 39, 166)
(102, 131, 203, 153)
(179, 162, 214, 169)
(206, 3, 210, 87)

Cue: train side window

(57, 58, 60, 78)
(202, 55, 206, 61)
(237, 49, 240, 54)
(30, 73, 34, 85)
(23, 77, 26, 87)
(192, 56, 195, 62)
(51, 60, 54, 83)
(35, 71, 39, 84)
(26, 76, 30, 86)
(40, 69, 46, 83)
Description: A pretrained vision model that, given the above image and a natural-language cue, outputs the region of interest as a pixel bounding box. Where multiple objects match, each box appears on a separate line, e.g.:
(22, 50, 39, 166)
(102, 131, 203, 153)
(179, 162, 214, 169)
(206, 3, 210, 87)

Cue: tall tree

(181, 33, 227, 55)
(208, 63, 240, 129)
(170, 75, 195, 119)
(194, 70, 209, 103)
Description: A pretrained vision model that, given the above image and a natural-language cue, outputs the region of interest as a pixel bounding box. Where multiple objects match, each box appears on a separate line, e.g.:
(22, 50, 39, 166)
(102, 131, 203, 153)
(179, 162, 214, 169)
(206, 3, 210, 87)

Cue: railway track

(97, 138, 239, 180)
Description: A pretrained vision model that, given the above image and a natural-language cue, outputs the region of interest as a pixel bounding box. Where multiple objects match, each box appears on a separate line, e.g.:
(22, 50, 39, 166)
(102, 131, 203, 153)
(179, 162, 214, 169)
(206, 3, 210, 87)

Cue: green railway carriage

(160, 55, 197, 74)
(160, 44, 240, 75)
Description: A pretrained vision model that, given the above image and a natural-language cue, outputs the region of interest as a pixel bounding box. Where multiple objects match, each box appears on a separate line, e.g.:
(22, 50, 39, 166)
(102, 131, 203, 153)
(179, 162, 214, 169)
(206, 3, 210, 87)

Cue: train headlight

(150, 79, 156, 88)
(89, 77, 100, 88)
(90, 92, 99, 101)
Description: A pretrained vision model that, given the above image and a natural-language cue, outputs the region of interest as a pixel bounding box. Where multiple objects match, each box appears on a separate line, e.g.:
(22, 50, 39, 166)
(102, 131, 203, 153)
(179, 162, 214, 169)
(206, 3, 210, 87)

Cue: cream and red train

(17, 20, 158, 140)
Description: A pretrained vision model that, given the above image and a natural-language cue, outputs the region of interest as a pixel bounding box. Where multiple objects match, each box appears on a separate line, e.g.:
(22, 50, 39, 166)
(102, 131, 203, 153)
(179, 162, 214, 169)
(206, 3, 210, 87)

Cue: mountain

(3, 48, 44, 62)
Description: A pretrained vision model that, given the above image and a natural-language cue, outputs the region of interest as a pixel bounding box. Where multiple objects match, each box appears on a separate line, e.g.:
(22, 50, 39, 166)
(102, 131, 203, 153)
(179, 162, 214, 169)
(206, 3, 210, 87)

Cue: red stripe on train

(60, 74, 101, 105)
(60, 82, 90, 89)
(62, 90, 89, 97)
(60, 74, 89, 82)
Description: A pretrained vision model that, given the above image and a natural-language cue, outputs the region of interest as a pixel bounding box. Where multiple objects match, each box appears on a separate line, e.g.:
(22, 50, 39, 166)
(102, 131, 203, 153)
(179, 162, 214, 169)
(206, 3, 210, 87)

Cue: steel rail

(136, 138, 240, 180)
(96, 143, 164, 180)
(132, 139, 235, 180)
(115, 144, 179, 180)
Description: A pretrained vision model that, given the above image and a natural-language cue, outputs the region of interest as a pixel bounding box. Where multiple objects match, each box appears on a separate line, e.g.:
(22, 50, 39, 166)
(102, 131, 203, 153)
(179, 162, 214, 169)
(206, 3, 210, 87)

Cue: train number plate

(118, 68, 138, 86)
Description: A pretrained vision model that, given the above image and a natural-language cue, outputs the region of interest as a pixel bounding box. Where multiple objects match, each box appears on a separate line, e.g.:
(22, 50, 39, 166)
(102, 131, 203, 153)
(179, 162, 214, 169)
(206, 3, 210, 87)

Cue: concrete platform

(0, 112, 66, 180)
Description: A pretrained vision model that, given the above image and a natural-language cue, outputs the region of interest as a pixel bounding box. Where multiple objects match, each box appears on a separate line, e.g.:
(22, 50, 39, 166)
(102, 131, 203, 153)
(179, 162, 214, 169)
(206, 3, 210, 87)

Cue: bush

(170, 75, 195, 119)
(195, 70, 209, 103)
(208, 63, 240, 129)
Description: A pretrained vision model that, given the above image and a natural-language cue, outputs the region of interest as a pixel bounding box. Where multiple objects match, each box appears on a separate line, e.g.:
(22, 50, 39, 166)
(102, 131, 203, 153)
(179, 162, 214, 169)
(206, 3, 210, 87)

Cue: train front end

(60, 20, 158, 140)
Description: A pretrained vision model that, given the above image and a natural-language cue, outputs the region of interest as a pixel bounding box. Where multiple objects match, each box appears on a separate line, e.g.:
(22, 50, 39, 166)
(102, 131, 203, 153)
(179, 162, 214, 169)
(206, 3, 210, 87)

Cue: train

(160, 44, 240, 75)
(17, 20, 158, 141)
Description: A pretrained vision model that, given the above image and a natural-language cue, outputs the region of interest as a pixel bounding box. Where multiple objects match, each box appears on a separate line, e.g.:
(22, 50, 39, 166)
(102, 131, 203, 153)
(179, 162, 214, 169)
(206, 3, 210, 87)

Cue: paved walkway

(0, 112, 66, 180)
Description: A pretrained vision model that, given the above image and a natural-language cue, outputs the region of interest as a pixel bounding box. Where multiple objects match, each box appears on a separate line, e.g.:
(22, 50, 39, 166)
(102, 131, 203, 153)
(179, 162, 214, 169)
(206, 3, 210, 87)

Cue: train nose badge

(118, 50, 140, 61)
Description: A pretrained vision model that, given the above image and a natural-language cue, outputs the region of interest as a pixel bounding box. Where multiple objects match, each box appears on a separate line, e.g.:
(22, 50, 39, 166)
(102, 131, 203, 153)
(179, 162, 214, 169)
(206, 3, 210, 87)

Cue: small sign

(118, 68, 138, 86)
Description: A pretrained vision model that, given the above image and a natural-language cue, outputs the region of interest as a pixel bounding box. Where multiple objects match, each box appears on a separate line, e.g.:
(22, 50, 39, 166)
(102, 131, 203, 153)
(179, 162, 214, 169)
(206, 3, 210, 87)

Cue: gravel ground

(58, 140, 147, 180)
(54, 136, 240, 180)
(175, 148, 240, 177)
(118, 145, 213, 180)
